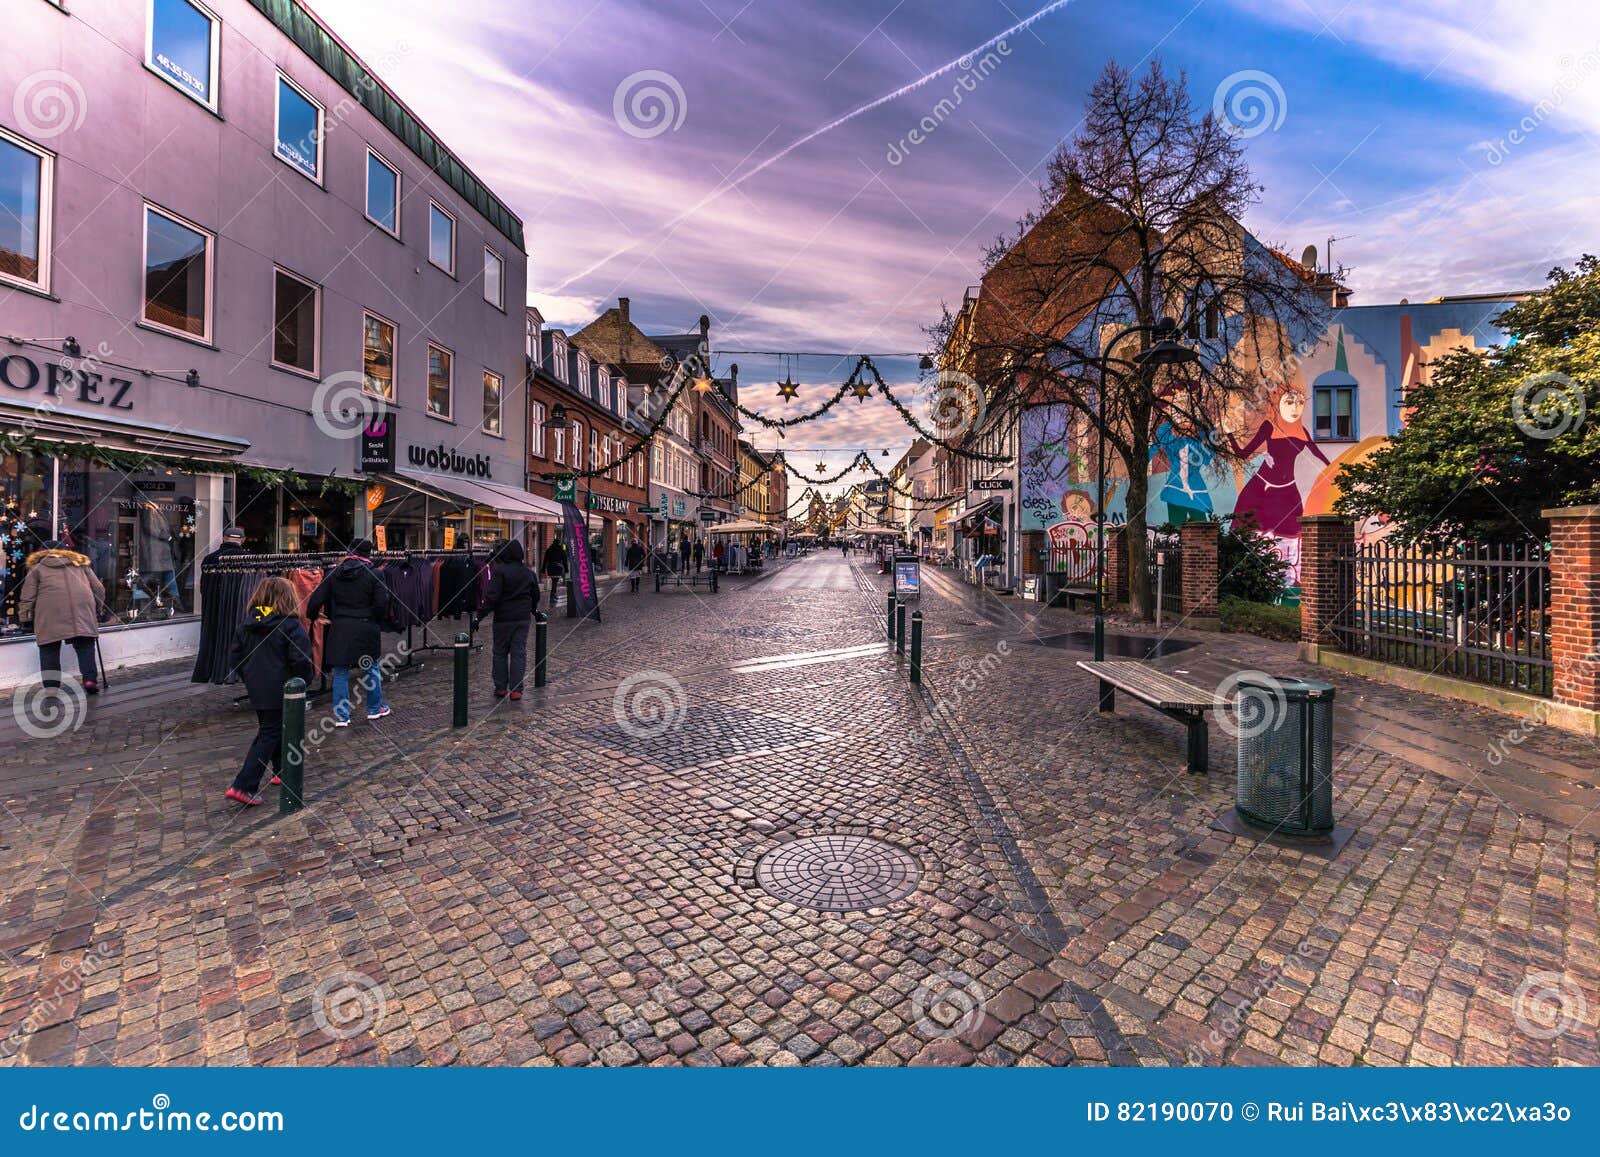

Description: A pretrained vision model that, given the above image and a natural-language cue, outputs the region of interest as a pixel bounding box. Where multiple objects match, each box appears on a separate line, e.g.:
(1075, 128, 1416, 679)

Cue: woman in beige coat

(18, 543, 107, 692)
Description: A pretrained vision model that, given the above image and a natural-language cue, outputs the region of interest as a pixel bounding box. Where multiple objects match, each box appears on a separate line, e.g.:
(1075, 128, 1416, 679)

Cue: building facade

(1, 0, 532, 684)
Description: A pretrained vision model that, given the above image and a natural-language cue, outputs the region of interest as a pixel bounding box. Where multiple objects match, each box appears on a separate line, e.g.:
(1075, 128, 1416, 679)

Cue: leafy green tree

(1336, 257, 1600, 546)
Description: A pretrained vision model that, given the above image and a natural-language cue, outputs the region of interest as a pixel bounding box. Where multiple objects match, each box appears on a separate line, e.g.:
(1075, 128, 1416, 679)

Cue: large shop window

(427, 344, 453, 419)
(363, 312, 396, 400)
(147, 0, 219, 110)
(272, 268, 319, 375)
(233, 476, 356, 555)
(482, 370, 503, 436)
(274, 74, 324, 182)
(142, 204, 213, 341)
(428, 202, 455, 274)
(365, 149, 400, 235)
(0, 128, 52, 293)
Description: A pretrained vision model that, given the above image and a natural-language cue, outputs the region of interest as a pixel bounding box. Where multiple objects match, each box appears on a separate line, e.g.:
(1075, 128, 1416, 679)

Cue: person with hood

(542, 536, 568, 603)
(677, 534, 691, 573)
(692, 538, 704, 573)
(18, 541, 107, 693)
(225, 576, 313, 805)
(475, 539, 539, 700)
(625, 538, 646, 592)
(305, 539, 393, 725)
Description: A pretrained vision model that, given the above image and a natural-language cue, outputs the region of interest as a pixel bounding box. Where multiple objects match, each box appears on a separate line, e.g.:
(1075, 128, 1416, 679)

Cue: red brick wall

(1179, 521, 1219, 619)
(1547, 506, 1600, 712)
(1299, 516, 1355, 647)
(1105, 526, 1129, 604)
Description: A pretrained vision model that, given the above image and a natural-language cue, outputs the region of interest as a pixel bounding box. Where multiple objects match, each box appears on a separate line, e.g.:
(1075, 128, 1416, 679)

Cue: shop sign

(366, 484, 385, 511)
(554, 476, 577, 503)
(443, 526, 456, 549)
(1022, 575, 1039, 600)
(699, 510, 717, 523)
(638, 506, 660, 515)
(587, 493, 630, 515)
(673, 499, 687, 518)
(361, 413, 395, 472)
(0, 353, 135, 410)
(972, 477, 1012, 490)
(374, 525, 388, 552)
(406, 443, 492, 478)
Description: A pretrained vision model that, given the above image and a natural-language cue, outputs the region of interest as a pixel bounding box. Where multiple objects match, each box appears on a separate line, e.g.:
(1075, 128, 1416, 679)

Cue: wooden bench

(1055, 585, 1098, 611)
(1075, 660, 1223, 773)
(655, 571, 719, 593)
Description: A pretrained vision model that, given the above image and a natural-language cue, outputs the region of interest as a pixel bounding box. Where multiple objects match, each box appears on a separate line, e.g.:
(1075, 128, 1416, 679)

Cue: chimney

(619, 297, 631, 366)
(698, 313, 710, 353)
(619, 297, 630, 324)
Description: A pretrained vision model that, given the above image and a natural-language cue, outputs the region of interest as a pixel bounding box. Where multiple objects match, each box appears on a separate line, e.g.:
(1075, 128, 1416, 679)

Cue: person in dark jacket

(542, 537, 568, 603)
(476, 540, 538, 699)
(200, 527, 248, 571)
(19, 543, 107, 693)
(677, 535, 691, 573)
(225, 576, 313, 805)
(305, 539, 393, 725)
(692, 539, 704, 573)
(624, 539, 646, 593)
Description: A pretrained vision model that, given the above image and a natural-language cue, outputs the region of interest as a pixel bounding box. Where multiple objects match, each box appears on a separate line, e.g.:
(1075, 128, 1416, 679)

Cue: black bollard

(279, 677, 307, 815)
(895, 601, 907, 656)
(533, 611, 548, 689)
(910, 611, 923, 684)
(885, 593, 896, 641)
(453, 632, 470, 728)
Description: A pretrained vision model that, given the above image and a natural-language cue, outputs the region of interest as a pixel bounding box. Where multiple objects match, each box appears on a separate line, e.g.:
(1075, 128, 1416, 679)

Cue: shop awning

(956, 498, 1001, 527)
(0, 398, 250, 460)
(706, 519, 778, 535)
(390, 469, 562, 524)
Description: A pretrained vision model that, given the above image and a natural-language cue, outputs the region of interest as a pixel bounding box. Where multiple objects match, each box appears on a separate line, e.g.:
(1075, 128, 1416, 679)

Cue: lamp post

(1081, 318, 1200, 669)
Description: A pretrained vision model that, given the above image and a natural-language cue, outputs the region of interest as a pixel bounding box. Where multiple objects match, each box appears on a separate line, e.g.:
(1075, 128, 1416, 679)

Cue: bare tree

(931, 60, 1335, 618)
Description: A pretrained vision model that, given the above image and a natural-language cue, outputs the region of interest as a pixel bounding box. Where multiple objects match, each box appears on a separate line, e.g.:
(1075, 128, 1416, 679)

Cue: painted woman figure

(1149, 421, 1215, 525)
(1229, 387, 1329, 538)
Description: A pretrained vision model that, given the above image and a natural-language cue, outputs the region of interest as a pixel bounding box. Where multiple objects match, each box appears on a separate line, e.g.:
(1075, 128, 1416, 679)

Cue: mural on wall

(1020, 298, 1520, 587)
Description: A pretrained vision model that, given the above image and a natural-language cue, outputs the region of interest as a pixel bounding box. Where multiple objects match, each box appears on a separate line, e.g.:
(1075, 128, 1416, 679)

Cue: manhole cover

(756, 835, 921, 911)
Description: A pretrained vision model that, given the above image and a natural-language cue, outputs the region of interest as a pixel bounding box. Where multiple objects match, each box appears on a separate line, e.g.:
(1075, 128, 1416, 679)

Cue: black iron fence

(1333, 538, 1552, 697)
(1148, 527, 1183, 617)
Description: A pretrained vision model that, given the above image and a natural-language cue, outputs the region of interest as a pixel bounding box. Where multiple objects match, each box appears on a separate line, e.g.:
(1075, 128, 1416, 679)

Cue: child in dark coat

(226, 576, 314, 805)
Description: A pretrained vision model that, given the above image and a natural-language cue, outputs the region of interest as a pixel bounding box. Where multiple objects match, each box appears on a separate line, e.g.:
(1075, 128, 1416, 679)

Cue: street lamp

(1081, 318, 1199, 696)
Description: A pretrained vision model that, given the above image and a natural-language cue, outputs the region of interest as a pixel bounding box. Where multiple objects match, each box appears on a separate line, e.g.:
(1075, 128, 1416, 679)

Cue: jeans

(38, 637, 96, 687)
(232, 709, 282, 794)
(492, 621, 529, 693)
(331, 664, 384, 721)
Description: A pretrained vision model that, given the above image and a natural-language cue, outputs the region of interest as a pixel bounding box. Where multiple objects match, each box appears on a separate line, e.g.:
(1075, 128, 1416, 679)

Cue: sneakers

(333, 718, 350, 728)
(225, 788, 263, 806)
(494, 689, 508, 699)
(367, 705, 392, 721)
(82, 679, 99, 696)
(270, 775, 281, 786)
(509, 691, 523, 701)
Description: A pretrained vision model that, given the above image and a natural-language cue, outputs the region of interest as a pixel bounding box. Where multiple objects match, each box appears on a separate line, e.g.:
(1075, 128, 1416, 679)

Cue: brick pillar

(1104, 525, 1129, 605)
(1545, 505, 1600, 714)
(1179, 520, 1220, 627)
(1021, 530, 1044, 575)
(1299, 515, 1355, 656)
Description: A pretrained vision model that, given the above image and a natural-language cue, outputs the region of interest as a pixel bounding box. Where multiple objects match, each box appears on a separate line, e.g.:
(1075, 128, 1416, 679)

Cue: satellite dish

(1301, 244, 1319, 272)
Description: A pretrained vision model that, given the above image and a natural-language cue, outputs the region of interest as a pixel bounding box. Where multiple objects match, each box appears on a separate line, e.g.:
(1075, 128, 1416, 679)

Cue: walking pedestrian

(625, 539, 646, 592)
(305, 539, 393, 725)
(692, 539, 704, 573)
(678, 534, 691, 573)
(476, 540, 538, 701)
(224, 576, 313, 806)
(18, 541, 107, 694)
(542, 536, 568, 603)
(711, 540, 725, 572)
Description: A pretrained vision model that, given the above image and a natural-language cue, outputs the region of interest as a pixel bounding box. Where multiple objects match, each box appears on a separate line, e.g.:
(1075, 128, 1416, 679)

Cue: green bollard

(533, 611, 548, 689)
(279, 677, 307, 815)
(910, 611, 923, 684)
(566, 579, 577, 619)
(886, 592, 896, 641)
(453, 632, 470, 728)
(896, 601, 907, 656)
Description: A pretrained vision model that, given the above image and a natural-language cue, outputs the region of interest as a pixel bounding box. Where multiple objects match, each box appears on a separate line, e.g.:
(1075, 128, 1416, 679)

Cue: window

(571, 421, 584, 469)
(553, 422, 565, 465)
(531, 402, 546, 457)
(482, 370, 502, 435)
(0, 128, 52, 293)
(526, 315, 541, 358)
(483, 247, 504, 309)
(142, 204, 212, 340)
(428, 202, 454, 273)
(576, 353, 591, 396)
(274, 74, 323, 181)
(271, 268, 318, 375)
(147, 0, 219, 109)
(552, 337, 568, 382)
(362, 312, 395, 399)
(427, 344, 453, 418)
(365, 150, 399, 235)
(1313, 380, 1357, 440)
(590, 429, 599, 474)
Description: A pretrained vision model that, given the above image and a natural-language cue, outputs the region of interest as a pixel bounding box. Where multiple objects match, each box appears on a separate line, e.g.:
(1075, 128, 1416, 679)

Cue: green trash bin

(1234, 676, 1336, 836)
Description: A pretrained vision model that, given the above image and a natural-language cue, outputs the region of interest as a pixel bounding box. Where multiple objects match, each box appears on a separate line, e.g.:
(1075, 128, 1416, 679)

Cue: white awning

(392, 469, 562, 524)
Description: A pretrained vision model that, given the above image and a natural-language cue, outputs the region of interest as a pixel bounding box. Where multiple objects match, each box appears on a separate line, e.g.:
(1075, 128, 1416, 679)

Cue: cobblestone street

(2, 552, 1597, 1067)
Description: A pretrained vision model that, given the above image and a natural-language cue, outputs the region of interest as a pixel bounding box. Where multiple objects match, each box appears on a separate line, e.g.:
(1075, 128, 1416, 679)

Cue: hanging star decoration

(692, 372, 714, 393)
(815, 460, 828, 474)
(851, 378, 872, 401)
(776, 375, 799, 401)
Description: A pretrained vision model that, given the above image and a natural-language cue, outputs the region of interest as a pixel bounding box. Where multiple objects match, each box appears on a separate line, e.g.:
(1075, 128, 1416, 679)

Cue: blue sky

(314, 0, 1599, 471)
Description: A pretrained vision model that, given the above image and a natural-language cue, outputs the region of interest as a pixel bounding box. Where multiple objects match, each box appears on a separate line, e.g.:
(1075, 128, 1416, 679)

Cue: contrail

(552, 0, 1078, 292)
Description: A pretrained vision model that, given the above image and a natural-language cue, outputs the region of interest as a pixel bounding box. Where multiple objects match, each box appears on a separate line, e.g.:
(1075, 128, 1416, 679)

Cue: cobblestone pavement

(1, 552, 1596, 1066)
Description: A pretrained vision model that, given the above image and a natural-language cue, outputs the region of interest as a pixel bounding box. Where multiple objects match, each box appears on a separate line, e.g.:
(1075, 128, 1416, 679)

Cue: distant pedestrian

(18, 541, 107, 694)
(542, 537, 568, 602)
(692, 539, 704, 573)
(711, 541, 725, 572)
(477, 540, 538, 700)
(200, 526, 248, 571)
(678, 535, 691, 573)
(224, 576, 313, 806)
(305, 539, 392, 725)
(625, 539, 646, 592)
